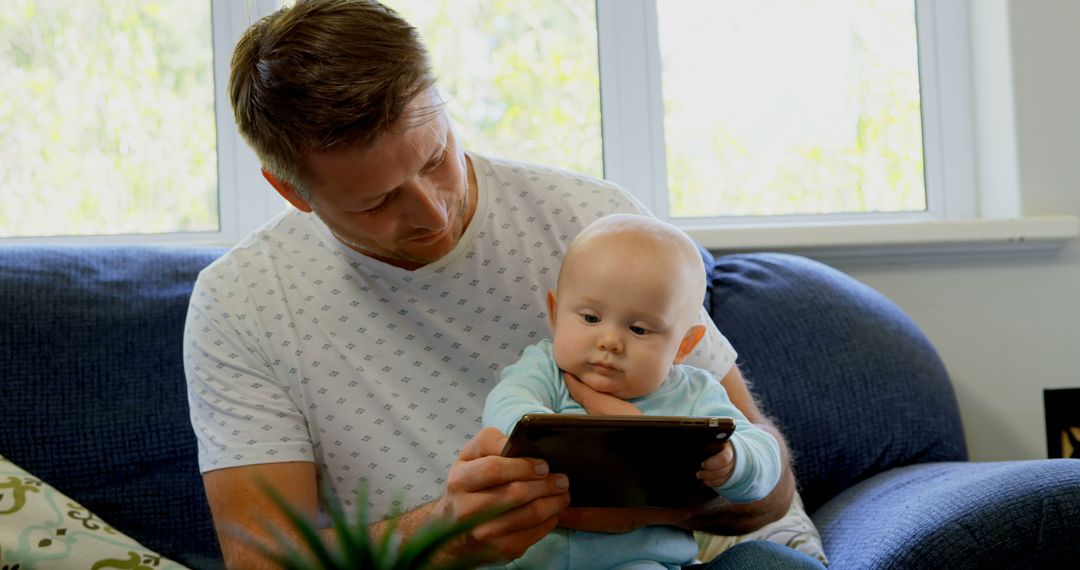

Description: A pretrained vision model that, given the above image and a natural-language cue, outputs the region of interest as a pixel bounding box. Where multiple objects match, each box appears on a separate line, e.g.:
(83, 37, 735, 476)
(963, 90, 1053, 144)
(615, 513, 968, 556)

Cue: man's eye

(359, 190, 397, 215)
(629, 326, 649, 335)
(425, 147, 449, 172)
(582, 314, 600, 324)
(360, 199, 390, 214)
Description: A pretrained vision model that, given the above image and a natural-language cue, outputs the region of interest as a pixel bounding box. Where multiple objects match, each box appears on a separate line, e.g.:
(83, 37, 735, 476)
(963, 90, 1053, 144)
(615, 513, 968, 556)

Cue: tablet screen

(501, 414, 735, 508)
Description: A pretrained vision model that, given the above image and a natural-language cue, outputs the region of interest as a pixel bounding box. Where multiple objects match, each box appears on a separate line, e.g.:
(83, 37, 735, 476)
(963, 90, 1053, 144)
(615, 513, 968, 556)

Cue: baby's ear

(673, 324, 707, 364)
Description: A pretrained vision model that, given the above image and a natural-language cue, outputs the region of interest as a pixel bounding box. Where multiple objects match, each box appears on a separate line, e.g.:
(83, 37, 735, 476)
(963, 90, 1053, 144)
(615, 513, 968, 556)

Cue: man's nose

(402, 179, 448, 231)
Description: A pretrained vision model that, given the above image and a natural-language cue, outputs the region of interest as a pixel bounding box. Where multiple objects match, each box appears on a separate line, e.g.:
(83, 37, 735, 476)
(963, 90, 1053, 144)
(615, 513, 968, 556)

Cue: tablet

(501, 413, 735, 508)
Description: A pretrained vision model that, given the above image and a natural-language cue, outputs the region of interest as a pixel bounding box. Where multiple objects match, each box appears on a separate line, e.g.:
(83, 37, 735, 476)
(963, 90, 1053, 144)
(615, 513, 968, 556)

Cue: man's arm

(204, 429, 571, 568)
(682, 364, 795, 535)
(557, 365, 794, 535)
(204, 461, 322, 569)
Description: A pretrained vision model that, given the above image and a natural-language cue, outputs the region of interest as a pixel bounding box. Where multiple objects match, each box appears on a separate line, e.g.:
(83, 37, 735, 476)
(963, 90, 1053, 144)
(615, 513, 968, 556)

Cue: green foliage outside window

(0, 0, 217, 238)
(384, 0, 604, 180)
(2, 0, 929, 239)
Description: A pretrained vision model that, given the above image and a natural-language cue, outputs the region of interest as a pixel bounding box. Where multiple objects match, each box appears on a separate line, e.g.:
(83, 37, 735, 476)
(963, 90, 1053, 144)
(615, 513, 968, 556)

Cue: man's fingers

(471, 514, 562, 563)
(457, 473, 570, 522)
(472, 490, 569, 538)
(456, 484, 569, 563)
(448, 454, 554, 496)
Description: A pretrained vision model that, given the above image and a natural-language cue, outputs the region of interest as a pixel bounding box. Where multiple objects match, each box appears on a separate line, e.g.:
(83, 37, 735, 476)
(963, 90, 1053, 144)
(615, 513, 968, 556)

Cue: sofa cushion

(707, 253, 967, 513)
(0, 245, 225, 566)
(812, 460, 1080, 568)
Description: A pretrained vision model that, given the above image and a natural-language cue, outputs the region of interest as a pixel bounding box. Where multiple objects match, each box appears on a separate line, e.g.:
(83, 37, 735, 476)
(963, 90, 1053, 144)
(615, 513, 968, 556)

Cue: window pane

(658, 0, 926, 218)
(384, 0, 603, 178)
(0, 0, 218, 238)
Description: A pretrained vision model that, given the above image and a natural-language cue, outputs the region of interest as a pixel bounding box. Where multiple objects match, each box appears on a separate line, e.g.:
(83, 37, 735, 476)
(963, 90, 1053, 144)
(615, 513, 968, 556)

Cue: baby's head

(546, 214, 708, 400)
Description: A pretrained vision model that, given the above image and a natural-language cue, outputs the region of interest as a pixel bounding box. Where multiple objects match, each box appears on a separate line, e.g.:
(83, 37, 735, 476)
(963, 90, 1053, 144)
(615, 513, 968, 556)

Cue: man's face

(547, 246, 691, 400)
(298, 92, 476, 270)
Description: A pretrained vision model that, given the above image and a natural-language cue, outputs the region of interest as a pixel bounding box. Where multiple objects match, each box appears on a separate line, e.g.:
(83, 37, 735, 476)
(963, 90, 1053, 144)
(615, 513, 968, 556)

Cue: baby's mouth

(590, 361, 620, 372)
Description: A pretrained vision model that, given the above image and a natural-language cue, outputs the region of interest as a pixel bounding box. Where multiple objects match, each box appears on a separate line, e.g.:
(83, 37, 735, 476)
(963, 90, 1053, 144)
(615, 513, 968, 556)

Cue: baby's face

(549, 248, 693, 400)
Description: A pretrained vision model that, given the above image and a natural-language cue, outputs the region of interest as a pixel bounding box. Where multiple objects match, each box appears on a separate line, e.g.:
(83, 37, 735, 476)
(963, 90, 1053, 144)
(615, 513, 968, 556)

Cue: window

(1, 0, 217, 238)
(384, 0, 603, 179)
(656, 0, 926, 219)
(1, 0, 279, 243)
(396, 0, 975, 232)
(7, 0, 1005, 249)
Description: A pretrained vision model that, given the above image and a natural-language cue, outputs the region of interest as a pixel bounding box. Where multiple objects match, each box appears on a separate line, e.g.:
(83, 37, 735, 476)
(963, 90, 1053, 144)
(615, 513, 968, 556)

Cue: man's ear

(673, 324, 707, 364)
(262, 169, 313, 213)
(546, 290, 558, 329)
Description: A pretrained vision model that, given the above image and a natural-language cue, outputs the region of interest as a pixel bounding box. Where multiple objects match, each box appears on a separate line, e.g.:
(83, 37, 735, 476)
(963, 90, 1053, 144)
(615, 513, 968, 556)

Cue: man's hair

(229, 0, 437, 197)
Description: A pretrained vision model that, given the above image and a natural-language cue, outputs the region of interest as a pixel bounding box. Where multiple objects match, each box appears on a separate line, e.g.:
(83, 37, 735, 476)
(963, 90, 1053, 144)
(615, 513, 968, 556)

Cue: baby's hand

(562, 372, 642, 416)
(697, 444, 736, 488)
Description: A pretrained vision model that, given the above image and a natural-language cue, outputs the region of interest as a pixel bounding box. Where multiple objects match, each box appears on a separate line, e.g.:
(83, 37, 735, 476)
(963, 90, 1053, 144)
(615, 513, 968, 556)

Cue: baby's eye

(629, 325, 649, 335)
(582, 314, 600, 324)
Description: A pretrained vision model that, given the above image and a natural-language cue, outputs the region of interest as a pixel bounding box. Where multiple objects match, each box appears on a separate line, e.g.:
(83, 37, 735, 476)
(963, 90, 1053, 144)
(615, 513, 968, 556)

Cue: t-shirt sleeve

(184, 267, 314, 473)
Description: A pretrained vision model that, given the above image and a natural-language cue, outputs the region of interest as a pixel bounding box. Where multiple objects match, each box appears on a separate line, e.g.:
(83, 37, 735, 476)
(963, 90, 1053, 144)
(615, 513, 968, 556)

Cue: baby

(482, 213, 782, 569)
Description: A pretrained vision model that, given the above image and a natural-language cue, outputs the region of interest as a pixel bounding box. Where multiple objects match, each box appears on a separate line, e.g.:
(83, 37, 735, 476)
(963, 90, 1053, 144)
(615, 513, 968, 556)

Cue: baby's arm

(481, 341, 565, 435)
(690, 374, 782, 503)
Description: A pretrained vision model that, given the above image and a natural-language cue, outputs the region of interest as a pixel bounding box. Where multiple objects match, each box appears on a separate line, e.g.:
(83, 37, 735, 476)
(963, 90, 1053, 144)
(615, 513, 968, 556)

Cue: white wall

(826, 0, 1080, 461)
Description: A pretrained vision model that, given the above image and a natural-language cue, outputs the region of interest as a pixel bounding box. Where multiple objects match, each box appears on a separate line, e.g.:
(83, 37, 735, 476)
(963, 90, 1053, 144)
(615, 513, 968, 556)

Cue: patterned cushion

(0, 454, 189, 569)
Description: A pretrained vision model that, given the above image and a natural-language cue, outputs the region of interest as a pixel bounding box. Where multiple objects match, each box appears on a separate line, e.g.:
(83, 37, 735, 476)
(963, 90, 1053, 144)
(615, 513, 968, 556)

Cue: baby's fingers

(700, 444, 734, 471)
(697, 445, 735, 487)
(697, 466, 734, 488)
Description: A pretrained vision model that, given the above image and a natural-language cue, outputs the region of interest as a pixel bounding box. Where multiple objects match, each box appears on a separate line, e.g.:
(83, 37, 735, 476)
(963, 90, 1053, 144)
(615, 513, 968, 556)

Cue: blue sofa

(1, 245, 1077, 569)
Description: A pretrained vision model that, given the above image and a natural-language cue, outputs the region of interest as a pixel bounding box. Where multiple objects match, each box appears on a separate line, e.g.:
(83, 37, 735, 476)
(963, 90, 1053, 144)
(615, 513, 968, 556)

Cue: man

(185, 1, 810, 567)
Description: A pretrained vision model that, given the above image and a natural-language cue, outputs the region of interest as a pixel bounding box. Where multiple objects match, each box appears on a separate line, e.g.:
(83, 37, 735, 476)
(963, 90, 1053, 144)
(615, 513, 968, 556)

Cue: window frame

(7, 0, 1073, 255)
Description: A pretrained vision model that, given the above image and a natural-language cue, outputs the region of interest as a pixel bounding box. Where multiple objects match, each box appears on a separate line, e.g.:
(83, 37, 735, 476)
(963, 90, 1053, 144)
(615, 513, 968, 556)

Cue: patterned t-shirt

(183, 153, 738, 519)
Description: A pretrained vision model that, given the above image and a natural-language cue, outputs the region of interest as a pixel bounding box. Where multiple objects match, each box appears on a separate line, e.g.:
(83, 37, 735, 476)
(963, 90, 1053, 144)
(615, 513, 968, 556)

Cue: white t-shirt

(184, 153, 738, 519)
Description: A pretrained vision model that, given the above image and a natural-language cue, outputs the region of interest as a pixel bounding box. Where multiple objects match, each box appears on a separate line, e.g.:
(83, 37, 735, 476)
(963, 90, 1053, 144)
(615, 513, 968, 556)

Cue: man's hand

(203, 429, 570, 569)
(562, 372, 641, 416)
(697, 444, 736, 488)
(432, 427, 571, 564)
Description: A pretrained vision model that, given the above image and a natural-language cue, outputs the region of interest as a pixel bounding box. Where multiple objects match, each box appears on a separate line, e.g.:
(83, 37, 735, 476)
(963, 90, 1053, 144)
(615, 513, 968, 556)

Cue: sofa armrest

(812, 459, 1080, 569)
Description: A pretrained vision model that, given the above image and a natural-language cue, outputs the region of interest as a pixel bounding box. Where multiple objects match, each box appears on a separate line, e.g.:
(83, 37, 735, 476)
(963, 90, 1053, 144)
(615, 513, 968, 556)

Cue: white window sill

(685, 216, 1080, 264)
(7, 216, 1078, 265)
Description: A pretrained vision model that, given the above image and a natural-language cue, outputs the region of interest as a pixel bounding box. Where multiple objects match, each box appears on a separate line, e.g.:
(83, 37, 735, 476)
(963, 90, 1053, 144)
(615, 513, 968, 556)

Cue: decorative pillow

(694, 490, 829, 566)
(0, 454, 189, 569)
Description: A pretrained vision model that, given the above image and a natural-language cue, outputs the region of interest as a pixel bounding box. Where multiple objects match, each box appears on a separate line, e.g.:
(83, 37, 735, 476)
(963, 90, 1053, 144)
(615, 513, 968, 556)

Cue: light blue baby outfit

(482, 340, 782, 569)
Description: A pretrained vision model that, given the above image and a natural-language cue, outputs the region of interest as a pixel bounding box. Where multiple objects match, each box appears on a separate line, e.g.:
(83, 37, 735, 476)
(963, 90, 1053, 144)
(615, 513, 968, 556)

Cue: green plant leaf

(374, 499, 405, 569)
(246, 476, 499, 569)
(393, 507, 502, 570)
(321, 479, 370, 567)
